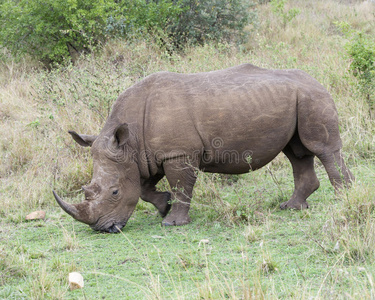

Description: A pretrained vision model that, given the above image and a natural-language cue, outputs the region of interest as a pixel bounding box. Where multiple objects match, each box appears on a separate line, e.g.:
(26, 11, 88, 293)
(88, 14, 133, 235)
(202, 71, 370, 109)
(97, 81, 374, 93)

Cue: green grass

(1, 0, 375, 298)
(1, 164, 375, 299)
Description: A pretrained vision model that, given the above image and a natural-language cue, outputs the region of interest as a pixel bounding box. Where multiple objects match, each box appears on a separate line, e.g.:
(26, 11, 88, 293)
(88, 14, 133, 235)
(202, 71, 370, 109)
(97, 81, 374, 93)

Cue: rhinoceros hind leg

(141, 175, 171, 217)
(162, 159, 197, 226)
(296, 93, 354, 195)
(280, 146, 320, 210)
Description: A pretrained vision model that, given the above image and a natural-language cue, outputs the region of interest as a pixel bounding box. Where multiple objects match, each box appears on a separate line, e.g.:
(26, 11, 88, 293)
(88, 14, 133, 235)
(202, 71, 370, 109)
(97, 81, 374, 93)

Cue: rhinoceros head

(53, 124, 141, 233)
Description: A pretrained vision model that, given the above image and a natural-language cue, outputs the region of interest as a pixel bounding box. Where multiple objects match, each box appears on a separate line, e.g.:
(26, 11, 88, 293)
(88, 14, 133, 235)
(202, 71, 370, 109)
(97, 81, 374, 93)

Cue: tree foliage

(168, 0, 255, 47)
(336, 21, 375, 115)
(0, 0, 114, 64)
(105, 0, 182, 39)
(346, 33, 375, 94)
(0, 0, 256, 65)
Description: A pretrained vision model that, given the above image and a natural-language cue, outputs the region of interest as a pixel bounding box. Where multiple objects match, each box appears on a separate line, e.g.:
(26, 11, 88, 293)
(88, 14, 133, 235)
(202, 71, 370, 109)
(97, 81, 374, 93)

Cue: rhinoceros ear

(68, 131, 97, 147)
(114, 123, 129, 147)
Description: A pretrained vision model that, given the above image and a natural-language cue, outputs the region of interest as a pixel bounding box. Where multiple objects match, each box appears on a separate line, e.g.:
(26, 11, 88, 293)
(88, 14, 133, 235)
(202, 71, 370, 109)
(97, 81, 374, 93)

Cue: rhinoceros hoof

(162, 215, 191, 226)
(280, 199, 309, 210)
(158, 192, 172, 218)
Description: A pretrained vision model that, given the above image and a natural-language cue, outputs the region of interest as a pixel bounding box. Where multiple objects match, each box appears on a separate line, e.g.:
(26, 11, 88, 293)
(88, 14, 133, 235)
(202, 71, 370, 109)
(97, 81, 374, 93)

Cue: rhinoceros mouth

(91, 222, 127, 233)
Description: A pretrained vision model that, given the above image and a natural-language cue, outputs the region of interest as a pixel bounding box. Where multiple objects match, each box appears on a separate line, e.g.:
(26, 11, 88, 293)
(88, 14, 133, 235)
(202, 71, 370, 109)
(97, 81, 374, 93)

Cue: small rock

(25, 211, 46, 220)
(69, 272, 84, 290)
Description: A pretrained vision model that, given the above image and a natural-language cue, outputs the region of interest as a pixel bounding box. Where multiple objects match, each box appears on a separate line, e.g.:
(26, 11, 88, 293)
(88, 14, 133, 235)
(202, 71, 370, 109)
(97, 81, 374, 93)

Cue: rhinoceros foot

(158, 192, 172, 218)
(280, 199, 309, 210)
(162, 214, 191, 226)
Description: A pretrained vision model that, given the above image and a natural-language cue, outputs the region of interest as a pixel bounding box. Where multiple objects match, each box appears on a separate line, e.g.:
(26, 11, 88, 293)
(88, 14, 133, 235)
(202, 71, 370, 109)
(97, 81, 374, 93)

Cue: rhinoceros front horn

(53, 191, 91, 224)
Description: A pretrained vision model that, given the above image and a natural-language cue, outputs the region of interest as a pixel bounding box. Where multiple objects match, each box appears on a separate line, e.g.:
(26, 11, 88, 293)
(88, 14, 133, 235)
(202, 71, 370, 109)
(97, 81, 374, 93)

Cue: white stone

(69, 272, 84, 290)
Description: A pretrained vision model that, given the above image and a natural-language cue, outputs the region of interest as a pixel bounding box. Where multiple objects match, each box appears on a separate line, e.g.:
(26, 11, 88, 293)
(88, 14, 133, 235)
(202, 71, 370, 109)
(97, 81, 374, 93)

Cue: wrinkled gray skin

(53, 64, 354, 233)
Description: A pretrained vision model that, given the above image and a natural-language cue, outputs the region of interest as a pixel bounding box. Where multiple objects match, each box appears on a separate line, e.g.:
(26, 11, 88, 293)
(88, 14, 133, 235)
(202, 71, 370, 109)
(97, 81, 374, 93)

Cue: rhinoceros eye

(112, 190, 119, 196)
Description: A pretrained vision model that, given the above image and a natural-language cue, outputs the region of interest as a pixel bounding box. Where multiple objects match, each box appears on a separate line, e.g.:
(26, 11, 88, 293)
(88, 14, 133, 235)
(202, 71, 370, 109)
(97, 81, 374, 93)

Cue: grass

(1, 0, 375, 298)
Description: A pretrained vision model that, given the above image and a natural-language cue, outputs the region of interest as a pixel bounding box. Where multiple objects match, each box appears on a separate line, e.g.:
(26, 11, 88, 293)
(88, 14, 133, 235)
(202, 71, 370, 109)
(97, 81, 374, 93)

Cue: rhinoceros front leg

(162, 159, 197, 226)
(280, 146, 320, 210)
(141, 174, 171, 217)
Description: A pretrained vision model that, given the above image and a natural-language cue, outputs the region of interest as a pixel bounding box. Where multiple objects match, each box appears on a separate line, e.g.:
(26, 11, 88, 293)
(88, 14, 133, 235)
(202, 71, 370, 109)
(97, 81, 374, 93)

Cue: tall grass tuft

(322, 183, 375, 262)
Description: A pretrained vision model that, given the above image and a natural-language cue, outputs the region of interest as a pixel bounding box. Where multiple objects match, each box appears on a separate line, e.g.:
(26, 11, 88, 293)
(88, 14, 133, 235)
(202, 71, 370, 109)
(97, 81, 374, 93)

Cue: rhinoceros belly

(198, 113, 296, 174)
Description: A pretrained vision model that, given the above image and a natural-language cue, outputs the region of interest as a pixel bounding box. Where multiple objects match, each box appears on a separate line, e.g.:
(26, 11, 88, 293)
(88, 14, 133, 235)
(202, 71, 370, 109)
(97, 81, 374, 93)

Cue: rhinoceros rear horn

(53, 191, 91, 224)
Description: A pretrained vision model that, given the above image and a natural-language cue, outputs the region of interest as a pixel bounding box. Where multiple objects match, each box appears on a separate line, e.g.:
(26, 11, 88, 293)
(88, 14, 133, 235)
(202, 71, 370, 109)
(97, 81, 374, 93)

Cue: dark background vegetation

(0, 0, 256, 65)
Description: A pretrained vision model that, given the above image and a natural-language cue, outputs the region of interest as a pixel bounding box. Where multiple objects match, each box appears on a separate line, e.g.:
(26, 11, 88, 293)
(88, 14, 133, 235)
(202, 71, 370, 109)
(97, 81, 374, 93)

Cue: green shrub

(105, 0, 182, 38)
(0, 0, 256, 65)
(0, 0, 116, 65)
(0, 0, 181, 65)
(168, 0, 257, 48)
(346, 33, 375, 113)
(270, 0, 300, 28)
(336, 21, 375, 116)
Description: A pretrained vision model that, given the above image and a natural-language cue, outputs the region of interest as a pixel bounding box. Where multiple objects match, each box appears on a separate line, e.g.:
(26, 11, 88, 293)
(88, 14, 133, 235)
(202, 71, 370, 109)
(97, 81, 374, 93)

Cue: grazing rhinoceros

(53, 64, 354, 233)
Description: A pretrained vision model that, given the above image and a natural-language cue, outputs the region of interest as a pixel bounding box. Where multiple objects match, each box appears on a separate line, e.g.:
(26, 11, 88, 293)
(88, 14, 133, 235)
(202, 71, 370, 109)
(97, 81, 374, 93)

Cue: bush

(168, 0, 257, 48)
(346, 33, 375, 115)
(105, 0, 182, 39)
(0, 0, 181, 65)
(0, 0, 256, 65)
(336, 21, 375, 117)
(0, 0, 116, 65)
(270, 0, 300, 29)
